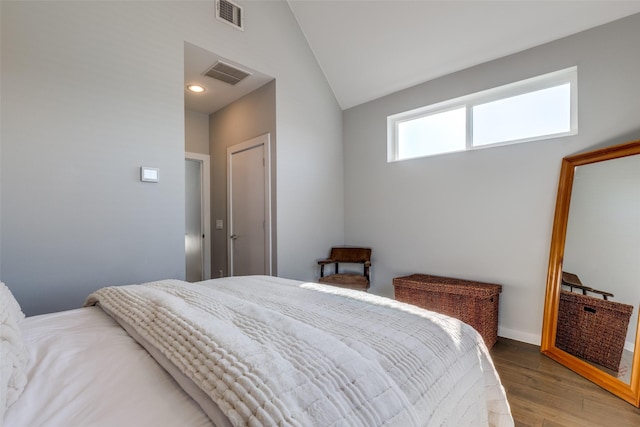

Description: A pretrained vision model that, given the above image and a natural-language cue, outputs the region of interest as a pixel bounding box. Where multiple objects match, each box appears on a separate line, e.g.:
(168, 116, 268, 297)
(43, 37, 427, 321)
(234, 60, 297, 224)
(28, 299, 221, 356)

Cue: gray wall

(0, 0, 2, 282)
(0, 3, 2, 284)
(343, 13, 640, 344)
(185, 110, 211, 155)
(209, 80, 277, 278)
(1, 1, 344, 315)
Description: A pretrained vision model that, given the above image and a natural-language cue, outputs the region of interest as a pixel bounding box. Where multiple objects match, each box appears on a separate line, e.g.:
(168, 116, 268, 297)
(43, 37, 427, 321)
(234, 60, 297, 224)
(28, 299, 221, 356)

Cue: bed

(2, 275, 514, 426)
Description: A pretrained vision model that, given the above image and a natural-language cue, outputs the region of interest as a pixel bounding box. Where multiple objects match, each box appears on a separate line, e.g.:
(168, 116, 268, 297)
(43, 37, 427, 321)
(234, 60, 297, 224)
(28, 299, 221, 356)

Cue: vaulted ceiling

(185, 1, 640, 113)
(288, 0, 640, 110)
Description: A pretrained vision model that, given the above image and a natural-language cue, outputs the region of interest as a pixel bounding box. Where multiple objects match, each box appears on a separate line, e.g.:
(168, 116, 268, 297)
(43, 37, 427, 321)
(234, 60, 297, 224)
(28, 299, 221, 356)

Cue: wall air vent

(204, 61, 251, 86)
(216, 0, 243, 31)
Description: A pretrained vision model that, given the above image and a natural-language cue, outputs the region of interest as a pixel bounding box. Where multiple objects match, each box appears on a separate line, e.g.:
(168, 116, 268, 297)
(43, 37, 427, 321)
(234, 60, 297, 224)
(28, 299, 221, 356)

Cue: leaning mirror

(541, 139, 640, 407)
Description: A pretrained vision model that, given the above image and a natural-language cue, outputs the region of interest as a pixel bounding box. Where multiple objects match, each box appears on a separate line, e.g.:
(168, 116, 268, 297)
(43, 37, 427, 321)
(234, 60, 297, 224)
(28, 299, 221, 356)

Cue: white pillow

(0, 283, 25, 325)
(0, 282, 28, 421)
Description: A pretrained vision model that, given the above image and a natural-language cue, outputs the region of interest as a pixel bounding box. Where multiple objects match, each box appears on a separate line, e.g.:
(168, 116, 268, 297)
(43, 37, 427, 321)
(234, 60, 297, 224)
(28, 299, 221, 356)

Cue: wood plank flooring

(490, 337, 640, 426)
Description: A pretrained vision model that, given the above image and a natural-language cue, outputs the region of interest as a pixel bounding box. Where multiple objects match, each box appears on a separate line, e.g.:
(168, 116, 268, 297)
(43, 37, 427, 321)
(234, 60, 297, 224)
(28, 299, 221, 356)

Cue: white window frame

(387, 67, 578, 162)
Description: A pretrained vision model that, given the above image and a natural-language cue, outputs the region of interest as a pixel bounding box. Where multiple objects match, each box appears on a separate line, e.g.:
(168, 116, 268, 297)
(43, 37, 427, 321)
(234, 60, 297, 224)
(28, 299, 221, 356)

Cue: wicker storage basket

(556, 290, 633, 372)
(393, 274, 502, 348)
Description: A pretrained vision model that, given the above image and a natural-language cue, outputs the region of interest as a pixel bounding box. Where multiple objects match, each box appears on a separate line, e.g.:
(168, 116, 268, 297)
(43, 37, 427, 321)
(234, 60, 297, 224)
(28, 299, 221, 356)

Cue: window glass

(397, 108, 466, 159)
(472, 83, 571, 147)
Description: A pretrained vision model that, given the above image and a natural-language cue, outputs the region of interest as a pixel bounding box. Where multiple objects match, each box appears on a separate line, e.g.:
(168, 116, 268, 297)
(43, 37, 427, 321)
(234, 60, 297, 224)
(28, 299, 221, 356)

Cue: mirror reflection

(542, 140, 640, 406)
(558, 154, 640, 384)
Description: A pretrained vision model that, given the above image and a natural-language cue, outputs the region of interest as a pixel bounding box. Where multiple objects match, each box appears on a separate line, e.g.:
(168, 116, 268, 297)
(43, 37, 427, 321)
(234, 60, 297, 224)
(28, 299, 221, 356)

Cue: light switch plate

(215, 220, 223, 229)
(140, 167, 159, 183)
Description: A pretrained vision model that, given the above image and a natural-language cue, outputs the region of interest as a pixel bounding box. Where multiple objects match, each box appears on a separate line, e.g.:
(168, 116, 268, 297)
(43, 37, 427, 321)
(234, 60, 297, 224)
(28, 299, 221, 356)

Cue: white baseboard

(497, 327, 635, 353)
(498, 326, 541, 346)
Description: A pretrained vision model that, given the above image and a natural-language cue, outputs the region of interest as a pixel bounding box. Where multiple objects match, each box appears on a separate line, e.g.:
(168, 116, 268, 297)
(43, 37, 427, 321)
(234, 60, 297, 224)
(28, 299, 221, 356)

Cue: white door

(185, 153, 211, 282)
(227, 134, 272, 276)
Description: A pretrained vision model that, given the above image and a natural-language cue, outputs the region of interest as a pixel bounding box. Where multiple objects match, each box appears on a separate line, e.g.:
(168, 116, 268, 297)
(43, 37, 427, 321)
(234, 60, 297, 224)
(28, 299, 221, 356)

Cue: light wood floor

(490, 337, 640, 426)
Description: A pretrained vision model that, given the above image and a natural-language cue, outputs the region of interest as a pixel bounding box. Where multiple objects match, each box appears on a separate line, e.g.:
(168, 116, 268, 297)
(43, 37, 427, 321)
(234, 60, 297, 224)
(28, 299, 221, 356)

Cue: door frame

(227, 133, 272, 276)
(185, 152, 211, 280)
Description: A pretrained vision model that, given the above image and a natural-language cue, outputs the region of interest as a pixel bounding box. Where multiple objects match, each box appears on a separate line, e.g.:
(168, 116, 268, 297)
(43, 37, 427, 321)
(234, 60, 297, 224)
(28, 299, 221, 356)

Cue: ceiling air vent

(204, 61, 251, 86)
(216, 0, 243, 31)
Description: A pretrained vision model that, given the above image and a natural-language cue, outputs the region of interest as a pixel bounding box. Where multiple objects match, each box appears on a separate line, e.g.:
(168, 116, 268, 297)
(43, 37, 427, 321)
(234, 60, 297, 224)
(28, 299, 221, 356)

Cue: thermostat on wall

(140, 167, 159, 183)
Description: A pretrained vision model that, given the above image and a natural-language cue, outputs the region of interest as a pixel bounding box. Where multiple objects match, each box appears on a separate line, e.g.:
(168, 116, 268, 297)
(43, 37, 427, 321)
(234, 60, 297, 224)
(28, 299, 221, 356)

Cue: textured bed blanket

(85, 276, 513, 427)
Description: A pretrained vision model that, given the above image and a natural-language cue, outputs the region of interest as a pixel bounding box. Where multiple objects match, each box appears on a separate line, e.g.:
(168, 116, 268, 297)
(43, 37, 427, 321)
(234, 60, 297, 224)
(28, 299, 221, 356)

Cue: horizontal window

(387, 67, 577, 162)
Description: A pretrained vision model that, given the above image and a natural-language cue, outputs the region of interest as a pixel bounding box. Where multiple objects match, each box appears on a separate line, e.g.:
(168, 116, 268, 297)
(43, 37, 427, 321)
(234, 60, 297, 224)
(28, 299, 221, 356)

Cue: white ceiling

(288, 0, 640, 110)
(185, 1, 640, 113)
(184, 42, 273, 114)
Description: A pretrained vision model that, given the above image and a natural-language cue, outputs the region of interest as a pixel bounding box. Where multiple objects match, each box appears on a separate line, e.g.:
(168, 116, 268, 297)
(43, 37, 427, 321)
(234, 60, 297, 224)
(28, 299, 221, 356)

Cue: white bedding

(4, 275, 513, 427)
(85, 275, 513, 427)
(3, 307, 215, 427)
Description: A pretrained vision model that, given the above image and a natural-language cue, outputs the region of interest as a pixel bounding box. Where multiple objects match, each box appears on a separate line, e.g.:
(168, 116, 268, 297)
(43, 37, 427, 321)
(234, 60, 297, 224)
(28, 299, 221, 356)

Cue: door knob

(230, 234, 238, 240)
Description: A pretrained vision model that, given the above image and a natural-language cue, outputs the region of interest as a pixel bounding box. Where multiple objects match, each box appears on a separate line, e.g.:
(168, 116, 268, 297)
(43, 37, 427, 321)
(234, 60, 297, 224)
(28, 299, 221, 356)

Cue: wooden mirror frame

(541, 139, 640, 406)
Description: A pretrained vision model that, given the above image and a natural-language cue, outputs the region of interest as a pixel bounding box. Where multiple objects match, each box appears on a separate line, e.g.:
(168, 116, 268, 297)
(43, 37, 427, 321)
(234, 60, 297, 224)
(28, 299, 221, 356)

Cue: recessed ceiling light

(187, 84, 206, 93)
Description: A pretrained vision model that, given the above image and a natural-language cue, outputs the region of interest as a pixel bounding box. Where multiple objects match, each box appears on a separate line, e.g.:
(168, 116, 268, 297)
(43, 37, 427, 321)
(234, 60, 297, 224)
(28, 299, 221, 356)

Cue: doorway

(185, 152, 211, 281)
(227, 134, 272, 276)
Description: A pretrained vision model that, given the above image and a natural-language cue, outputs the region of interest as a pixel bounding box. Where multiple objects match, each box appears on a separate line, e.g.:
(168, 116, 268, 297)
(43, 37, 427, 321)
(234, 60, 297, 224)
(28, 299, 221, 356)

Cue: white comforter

(85, 275, 513, 427)
(3, 307, 215, 427)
